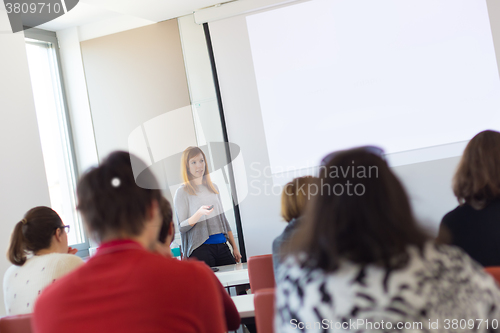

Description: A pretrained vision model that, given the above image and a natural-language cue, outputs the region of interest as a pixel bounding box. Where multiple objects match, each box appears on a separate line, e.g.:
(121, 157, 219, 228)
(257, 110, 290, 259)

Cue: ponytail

(7, 221, 27, 266)
(7, 207, 63, 266)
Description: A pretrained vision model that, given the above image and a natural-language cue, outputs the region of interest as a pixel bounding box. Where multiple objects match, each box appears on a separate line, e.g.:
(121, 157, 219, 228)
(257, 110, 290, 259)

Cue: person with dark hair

(438, 130, 500, 266)
(272, 176, 318, 275)
(155, 195, 241, 331)
(275, 147, 500, 333)
(3, 206, 83, 315)
(155, 196, 175, 257)
(32, 151, 228, 333)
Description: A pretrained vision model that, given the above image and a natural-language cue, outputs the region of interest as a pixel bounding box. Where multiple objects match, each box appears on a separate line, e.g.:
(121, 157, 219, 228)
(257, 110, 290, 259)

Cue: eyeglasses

(321, 145, 385, 166)
(55, 225, 70, 234)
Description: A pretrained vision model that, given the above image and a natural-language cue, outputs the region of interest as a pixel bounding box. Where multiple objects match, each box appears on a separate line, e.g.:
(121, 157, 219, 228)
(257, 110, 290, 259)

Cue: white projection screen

(207, 0, 500, 257)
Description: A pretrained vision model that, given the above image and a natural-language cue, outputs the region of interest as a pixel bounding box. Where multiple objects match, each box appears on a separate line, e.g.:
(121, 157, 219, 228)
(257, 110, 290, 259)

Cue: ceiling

(37, 0, 228, 31)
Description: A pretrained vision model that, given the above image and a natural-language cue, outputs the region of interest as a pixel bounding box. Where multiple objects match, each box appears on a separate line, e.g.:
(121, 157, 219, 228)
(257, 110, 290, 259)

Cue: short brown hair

(281, 176, 318, 222)
(7, 206, 63, 266)
(77, 151, 162, 242)
(289, 147, 428, 272)
(453, 130, 500, 209)
(158, 196, 173, 244)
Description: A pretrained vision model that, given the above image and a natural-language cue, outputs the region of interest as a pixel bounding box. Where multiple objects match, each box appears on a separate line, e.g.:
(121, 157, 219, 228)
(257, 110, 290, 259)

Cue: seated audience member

(438, 130, 500, 267)
(33, 151, 228, 333)
(272, 176, 318, 275)
(155, 196, 241, 331)
(155, 196, 175, 257)
(3, 206, 83, 315)
(275, 147, 500, 333)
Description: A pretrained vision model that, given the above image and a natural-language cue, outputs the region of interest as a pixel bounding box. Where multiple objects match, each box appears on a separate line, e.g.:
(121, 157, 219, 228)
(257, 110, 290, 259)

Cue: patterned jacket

(275, 243, 500, 332)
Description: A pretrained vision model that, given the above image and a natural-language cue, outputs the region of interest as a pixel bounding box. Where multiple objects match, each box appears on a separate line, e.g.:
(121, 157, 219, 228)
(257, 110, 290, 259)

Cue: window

(24, 29, 88, 255)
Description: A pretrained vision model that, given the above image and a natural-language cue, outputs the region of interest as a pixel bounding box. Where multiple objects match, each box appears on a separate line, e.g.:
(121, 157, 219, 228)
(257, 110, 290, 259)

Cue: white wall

(77, 15, 155, 42)
(178, 15, 220, 146)
(79, 20, 193, 161)
(56, 27, 99, 175)
(177, 15, 239, 244)
(77, 19, 198, 214)
(209, 16, 283, 257)
(0, 10, 51, 316)
(392, 156, 461, 234)
(207, 0, 500, 257)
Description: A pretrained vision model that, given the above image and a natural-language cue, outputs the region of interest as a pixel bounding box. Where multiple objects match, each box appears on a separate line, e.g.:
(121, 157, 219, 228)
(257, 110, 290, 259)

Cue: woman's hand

(188, 206, 215, 226)
(67, 247, 78, 255)
(197, 205, 214, 216)
(233, 248, 242, 263)
(188, 206, 214, 227)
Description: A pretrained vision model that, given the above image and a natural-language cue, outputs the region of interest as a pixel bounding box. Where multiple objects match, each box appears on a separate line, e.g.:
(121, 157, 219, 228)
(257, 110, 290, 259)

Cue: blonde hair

(281, 176, 318, 222)
(181, 146, 219, 196)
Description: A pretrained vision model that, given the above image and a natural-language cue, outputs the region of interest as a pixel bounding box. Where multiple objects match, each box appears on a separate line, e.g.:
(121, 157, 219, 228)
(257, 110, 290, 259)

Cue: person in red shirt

(33, 151, 229, 333)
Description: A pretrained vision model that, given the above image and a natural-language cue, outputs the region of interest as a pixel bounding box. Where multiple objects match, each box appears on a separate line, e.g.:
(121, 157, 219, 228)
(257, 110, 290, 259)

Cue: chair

(254, 288, 275, 333)
(485, 266, 500, 284)
(0, 314, 32, 333)
(248, 254, 275, 292)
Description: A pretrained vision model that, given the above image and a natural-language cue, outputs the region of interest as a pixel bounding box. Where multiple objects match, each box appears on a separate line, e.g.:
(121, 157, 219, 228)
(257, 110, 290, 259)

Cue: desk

(231, 294, 255, 318)
(214, 263, 249, 287)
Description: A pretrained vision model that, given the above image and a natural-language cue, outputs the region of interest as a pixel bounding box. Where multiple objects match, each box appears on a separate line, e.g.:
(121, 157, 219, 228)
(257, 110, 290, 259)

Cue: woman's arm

(179, 206, 214, 231)
(174, 189, 193, 234)
(227, 231, 242, 263)
(175, 189, 213, 233)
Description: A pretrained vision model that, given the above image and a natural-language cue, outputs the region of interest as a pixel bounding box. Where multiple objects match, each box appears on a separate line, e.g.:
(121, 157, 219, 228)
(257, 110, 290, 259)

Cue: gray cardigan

(174, 183, 232, 257)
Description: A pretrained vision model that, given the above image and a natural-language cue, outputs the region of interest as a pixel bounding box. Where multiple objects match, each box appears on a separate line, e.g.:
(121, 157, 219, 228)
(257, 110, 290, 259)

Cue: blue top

(203, 233, 226, 244)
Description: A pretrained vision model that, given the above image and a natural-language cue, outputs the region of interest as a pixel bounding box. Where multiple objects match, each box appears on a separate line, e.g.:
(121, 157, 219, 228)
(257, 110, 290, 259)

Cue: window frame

(24, 28, 90, 258)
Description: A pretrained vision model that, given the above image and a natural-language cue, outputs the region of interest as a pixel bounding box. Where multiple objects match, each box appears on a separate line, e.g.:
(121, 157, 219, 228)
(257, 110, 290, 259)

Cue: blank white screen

(246, 0, 500, 173)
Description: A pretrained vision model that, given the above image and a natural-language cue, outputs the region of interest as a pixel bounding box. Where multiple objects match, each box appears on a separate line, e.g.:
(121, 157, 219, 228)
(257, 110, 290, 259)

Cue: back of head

(290, 147, 428, 272)
(158, 196, 173, 244)
(77, 151, 162, 242)
(453, 130, 500, 209)
(281, 176, 319, 222)
(8, 206, 63, 266)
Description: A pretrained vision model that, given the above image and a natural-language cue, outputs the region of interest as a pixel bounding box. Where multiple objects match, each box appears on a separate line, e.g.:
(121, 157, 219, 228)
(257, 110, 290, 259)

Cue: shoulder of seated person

(44, 253, 84, 262)
(413, 242, 476, 268)
(145, 256, 216, 282)
(59, 253, 84, 264)
(441, 205, 467, 222)
(427, 241, 466, 256)
(36, 254, 84, 272)
(4, 263, 20, 276)
(24, 252, 73, 263)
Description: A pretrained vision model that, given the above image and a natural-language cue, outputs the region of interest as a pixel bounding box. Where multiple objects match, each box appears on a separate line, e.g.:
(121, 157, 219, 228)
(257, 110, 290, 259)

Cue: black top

(439, 198, 500, 267)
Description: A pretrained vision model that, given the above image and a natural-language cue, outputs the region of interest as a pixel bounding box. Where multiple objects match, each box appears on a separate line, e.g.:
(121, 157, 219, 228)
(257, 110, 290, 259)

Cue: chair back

(254, 288, 275, 333)
(485, 266, 500, 284)
(0, 314, 32, 333)
(248, 254, 275, 292)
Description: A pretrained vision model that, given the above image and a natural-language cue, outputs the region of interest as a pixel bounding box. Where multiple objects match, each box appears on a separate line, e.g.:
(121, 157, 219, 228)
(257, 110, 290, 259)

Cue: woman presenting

(174, 146, 241, 266)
